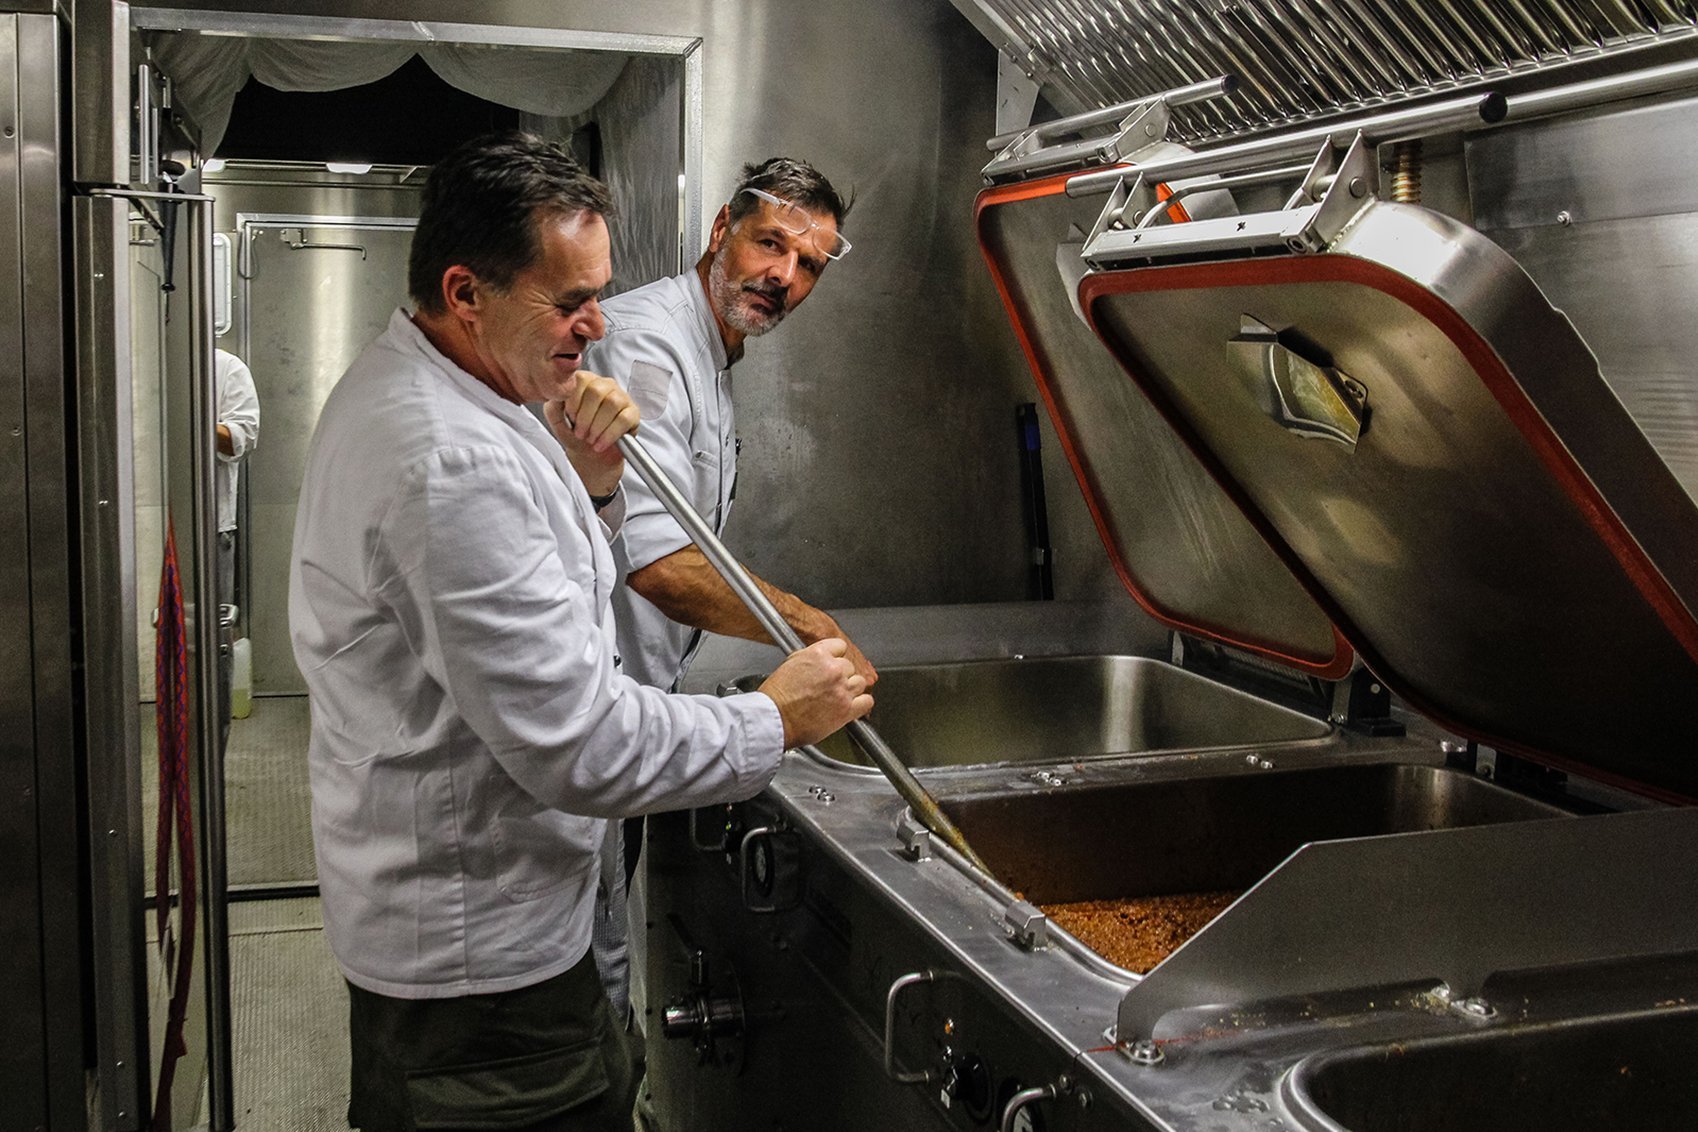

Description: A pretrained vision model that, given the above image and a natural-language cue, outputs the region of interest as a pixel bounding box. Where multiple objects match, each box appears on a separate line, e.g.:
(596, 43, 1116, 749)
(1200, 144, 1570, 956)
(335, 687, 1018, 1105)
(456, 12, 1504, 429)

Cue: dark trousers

(347, 952, 638, 1132)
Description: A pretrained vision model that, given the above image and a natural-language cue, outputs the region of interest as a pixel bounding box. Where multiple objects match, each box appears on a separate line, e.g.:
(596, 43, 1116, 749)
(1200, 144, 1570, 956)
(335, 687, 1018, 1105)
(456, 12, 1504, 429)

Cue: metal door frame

(231, 211, 416, 699)
(232, 212, 419, 358)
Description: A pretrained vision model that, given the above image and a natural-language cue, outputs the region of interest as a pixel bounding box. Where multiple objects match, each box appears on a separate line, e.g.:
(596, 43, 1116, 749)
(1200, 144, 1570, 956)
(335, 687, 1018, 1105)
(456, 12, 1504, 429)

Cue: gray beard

(708, 251, 786, 338)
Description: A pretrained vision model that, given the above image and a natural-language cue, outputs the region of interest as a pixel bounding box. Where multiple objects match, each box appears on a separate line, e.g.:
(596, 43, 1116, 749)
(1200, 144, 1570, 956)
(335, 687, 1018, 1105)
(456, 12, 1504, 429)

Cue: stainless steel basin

(939, 763, 1571, 903)
(743, 655, 1331, 769)
(1289, 1007, 1698, 1131)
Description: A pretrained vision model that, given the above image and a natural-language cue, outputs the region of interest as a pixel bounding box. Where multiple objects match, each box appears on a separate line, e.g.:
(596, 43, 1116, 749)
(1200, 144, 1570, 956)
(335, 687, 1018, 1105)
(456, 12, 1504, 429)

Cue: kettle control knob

(938, 1050, 992, 1119)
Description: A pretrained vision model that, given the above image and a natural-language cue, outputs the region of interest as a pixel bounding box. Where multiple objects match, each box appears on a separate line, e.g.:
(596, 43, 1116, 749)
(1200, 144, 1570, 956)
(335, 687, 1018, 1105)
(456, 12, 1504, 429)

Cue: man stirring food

(288, 132, 871, 1132)
(583, 159, 878, 1027)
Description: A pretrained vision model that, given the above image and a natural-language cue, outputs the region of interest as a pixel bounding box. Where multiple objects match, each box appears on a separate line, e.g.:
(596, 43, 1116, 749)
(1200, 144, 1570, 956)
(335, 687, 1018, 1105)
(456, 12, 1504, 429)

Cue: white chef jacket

(214, 349, 260, 533)
(288, 308, 783, 1000)
(584, 270, 738, 691)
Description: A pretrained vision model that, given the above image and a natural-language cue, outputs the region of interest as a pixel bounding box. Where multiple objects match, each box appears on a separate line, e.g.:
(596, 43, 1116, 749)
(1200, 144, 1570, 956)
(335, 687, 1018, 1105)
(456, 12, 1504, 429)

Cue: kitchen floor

(228, 897, 350, 1131)
(220, 698, 348, 1128)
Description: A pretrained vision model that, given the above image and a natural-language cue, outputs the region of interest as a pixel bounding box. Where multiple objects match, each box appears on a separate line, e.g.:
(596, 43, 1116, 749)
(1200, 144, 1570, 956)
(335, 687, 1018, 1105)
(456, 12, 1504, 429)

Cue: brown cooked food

(1041, 891, 1240, 974)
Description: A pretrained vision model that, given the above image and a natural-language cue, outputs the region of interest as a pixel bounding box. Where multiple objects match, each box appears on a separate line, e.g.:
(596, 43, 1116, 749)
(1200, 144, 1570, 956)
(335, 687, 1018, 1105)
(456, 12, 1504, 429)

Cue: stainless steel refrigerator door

(0, 10, 89, 1128)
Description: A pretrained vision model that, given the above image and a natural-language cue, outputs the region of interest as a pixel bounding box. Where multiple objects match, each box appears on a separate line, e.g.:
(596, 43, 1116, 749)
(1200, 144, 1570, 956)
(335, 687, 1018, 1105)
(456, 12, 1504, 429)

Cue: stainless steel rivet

(1556, 210, 1573, 226)
(1126, 1038, 1164, 1065)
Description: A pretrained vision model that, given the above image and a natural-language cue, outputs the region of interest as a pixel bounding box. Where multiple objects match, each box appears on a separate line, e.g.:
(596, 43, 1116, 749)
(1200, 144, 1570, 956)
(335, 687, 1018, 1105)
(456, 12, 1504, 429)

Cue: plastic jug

(231, 636, 253, 719)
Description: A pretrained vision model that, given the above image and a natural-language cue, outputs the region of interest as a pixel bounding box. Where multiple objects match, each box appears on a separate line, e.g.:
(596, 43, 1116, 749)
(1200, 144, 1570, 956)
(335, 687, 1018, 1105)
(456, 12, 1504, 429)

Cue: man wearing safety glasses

(582, 158, 876, 1031)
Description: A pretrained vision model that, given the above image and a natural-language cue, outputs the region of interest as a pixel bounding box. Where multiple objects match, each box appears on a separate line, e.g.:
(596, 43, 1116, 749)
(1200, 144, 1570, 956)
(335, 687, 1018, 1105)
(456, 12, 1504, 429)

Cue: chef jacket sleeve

(375, 443, 783, 817)
(215, 351, 260, 463)
(584, 325, 699, 572)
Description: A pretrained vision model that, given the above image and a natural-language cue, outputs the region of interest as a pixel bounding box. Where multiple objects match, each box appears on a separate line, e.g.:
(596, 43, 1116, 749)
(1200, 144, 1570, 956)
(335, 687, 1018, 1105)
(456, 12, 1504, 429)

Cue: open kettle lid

(1080, 198, 1698, 801)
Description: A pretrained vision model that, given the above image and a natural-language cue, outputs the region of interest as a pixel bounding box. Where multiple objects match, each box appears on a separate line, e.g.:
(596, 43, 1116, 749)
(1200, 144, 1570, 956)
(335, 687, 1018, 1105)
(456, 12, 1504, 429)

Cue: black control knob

(940, 1051, 992, 1121)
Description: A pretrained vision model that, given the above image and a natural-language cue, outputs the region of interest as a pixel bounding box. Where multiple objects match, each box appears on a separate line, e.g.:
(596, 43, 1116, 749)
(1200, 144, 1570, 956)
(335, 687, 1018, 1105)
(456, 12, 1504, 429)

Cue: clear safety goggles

(739, 187, 852, 260)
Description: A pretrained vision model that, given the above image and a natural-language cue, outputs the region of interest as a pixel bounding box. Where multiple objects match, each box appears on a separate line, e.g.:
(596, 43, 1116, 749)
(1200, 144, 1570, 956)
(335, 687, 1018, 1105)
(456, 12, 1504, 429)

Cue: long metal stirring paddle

(615, 431, 990, 872)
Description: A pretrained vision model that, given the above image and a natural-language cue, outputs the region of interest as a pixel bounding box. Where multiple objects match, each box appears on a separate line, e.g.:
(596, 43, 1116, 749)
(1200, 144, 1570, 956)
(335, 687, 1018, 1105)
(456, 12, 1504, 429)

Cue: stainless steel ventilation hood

(949, 0, 1698, 142)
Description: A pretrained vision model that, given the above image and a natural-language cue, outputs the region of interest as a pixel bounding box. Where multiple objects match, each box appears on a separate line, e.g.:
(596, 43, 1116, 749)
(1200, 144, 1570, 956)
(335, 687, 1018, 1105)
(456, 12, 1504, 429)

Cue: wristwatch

(589, 485, 620, 510)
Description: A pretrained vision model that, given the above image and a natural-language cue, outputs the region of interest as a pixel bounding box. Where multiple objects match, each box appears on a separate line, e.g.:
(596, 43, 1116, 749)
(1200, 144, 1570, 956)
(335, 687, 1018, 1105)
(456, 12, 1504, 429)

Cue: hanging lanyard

(152, 515, 198, 1130)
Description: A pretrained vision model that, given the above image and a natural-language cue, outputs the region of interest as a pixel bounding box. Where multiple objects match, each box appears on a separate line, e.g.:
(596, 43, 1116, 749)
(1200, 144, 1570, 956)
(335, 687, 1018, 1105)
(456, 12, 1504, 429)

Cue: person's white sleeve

(216, 352, 261, 463)
(375, 443, 782, 817)
(585, 326, 698, 572)
(595, 486, 626, 540)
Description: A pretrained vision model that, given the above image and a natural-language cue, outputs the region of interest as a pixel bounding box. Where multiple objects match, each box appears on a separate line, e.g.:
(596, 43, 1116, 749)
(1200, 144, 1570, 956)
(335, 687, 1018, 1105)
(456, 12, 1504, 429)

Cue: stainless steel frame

(70, 7, 154, 1128)
(3, 12, 87, 1128)
(91, 183, 225, 1128)
(73, 0, 129, 185)
(1065, 90, 1507, 199)
(75, 189, 150, 1132)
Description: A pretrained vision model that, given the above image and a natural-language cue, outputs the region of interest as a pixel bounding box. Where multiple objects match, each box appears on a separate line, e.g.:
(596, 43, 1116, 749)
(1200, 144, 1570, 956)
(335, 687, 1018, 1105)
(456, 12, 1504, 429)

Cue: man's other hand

(757, 638, 874, 749)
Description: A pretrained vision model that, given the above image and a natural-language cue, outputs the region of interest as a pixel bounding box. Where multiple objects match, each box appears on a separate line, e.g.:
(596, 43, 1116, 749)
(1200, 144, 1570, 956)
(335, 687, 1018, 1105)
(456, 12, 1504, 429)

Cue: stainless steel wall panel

(1470, 90, 1698, 229)
(0, 15, 51, 1126)
(1487, 215, 1698, 503)
(1470, 90, 1698, 504)
(18, 12, 91, 1129)
(74, 0, 130, 184)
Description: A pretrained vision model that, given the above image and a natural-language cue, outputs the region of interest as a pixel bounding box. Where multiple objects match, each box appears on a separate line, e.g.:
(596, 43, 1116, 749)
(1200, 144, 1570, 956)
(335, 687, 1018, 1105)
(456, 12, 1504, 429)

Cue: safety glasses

(738, 187, 852, 260)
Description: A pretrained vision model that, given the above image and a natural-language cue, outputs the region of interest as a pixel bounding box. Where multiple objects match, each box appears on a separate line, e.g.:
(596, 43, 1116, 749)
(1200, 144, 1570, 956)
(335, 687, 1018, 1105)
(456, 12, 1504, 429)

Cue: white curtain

(150, 33, 629, 158)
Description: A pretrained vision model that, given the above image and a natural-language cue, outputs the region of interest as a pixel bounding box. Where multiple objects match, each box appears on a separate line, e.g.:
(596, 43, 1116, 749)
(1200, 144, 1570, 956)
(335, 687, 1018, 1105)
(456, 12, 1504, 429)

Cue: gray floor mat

(143, 695, 317, 891)
(229, 899, 350, 1132)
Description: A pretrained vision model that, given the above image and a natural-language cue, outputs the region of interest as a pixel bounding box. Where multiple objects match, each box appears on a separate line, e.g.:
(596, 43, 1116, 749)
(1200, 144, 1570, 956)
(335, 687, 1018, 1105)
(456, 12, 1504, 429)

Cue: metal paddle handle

(616, 432, 989, 872)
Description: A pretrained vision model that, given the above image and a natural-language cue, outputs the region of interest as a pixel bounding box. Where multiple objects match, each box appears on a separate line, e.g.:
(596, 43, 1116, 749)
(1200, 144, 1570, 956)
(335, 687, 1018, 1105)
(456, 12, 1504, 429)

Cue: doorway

(129, 10, 701, 1129)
